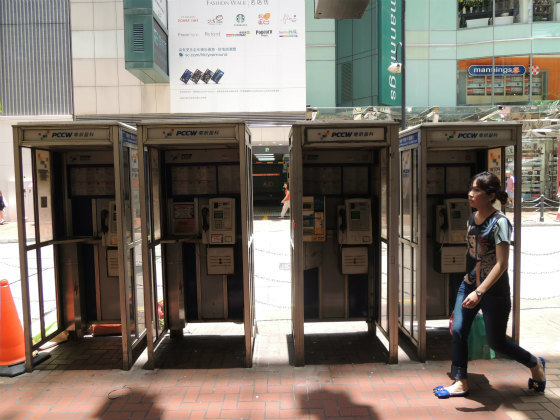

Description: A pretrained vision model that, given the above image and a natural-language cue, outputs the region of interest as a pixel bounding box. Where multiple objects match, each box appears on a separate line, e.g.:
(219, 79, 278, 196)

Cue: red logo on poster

(531, 65, 540, 75)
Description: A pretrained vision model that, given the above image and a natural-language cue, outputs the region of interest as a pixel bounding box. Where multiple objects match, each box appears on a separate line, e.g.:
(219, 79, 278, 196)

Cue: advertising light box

(168, 0, 306, 113)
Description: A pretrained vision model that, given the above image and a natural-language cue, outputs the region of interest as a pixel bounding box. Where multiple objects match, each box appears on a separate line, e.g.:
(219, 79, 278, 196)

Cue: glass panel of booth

(380, 242, 388, 332)
(401, 149, 413, 241)
(412, 246, 419, 340)
(130, 148, 142, 243)
(150, 149, 162, 240)
(40, 245, 58, 340)
(403, 244, 413, 335)
(154, 244, 164, 336)
(133, 243, 145, 336)
(27, 249, 40, 345)
(380, 148, 388, 240)
(22, 148, 36, 245)
(122, 147, 132, 244)
(35, 150, 53, 242)
(398, 243, 403, 326)
(413, 149, 419, 243)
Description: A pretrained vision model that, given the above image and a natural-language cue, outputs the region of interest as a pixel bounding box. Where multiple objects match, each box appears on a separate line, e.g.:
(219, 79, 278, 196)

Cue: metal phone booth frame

(12, 121, 146, 371)
(290, 121, 400, 366)
(398, 122, 522, 361)
(136, 120, 255, 368)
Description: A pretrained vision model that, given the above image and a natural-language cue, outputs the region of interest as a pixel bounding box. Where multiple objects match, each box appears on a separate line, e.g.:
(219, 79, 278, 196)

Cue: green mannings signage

(378, 0, 402, 106)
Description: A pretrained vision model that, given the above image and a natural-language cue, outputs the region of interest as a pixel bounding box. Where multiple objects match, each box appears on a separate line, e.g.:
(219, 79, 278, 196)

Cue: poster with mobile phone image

(190, 69, 202, 84)
(169, 0, 305, 113)
(211, 69, 224, 84)
(201, 69, 214, 84)
(180, 69, 192, 84)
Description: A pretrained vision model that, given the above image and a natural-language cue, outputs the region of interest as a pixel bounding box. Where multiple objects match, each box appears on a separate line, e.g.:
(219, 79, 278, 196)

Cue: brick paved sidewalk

(0, 352, 558, 419)
(1, 313, 559, 420)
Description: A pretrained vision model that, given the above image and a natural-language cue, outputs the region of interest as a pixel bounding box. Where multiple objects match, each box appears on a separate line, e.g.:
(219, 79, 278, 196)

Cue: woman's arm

(477, 242, 509, 294)
(462, 242, 509, 308)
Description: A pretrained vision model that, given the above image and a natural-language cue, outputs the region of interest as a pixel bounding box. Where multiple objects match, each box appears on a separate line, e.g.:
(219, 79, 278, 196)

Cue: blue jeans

(450, 281, 538, 380)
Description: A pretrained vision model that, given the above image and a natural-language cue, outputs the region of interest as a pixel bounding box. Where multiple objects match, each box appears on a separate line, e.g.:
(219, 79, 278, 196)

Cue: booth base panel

(31, 336, 125, 370)
(302, 322, 388, 365)
(152, 322, 247, 369)
(398, 321, 453, 362)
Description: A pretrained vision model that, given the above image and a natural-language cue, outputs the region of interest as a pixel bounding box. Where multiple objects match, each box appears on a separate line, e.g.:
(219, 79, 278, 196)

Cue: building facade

(335, 0, 559, 198)
(0, 0, 337, 222)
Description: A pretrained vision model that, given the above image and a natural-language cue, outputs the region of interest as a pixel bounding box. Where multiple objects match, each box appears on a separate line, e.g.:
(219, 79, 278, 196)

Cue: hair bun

(496, 190, 508, 205)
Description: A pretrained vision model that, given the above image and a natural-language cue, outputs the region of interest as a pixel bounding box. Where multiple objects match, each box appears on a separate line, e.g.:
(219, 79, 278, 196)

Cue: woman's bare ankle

(531, 358, 545, 382)
(447, 379, 469, 393)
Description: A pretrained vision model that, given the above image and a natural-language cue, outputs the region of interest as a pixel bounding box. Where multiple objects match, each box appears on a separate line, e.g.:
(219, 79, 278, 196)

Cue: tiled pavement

(1, 216, 560, 419)
(0, 313, 559, 420)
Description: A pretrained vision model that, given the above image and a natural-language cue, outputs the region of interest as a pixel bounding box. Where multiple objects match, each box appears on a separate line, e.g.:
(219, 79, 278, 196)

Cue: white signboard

(306, 128, 386, 143)
(428, 129, 512, 142)
(169, 0, 306, 113)
(153, 0, 168, 29)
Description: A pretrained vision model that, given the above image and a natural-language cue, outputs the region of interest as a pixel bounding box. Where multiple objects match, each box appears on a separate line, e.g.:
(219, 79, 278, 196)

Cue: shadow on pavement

(304, 330, 389, 365)
(91, 387, 163, 419)
(296, 388, 380, 419)
(35, 336, 125, 370)
(150, 334, 246, 369)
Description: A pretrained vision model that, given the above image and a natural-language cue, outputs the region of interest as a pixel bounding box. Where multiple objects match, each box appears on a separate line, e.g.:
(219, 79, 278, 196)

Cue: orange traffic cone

(0, 279, 26, 367)
(0, 279, 50, 377)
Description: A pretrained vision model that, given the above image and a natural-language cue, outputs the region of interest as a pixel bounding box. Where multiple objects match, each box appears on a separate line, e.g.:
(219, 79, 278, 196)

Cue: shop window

(456, 55, 560, 105)
(458, 1, 560, 27)
(458, 0, 521, 28)
(518, 139, 559, 199)
(533, 0, 559, 22)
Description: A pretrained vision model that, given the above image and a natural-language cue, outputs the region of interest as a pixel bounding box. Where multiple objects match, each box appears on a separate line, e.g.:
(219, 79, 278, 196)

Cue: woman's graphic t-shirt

(466, 210, 512, 297)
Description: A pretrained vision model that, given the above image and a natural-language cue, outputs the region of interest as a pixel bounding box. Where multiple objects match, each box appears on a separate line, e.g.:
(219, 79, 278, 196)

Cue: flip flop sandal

(434, 388, 470, 399)
(528, 357, 546, 393)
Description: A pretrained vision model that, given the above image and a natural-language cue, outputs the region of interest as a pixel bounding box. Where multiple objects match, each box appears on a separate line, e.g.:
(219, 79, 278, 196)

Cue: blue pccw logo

(468, 65, 526, 76)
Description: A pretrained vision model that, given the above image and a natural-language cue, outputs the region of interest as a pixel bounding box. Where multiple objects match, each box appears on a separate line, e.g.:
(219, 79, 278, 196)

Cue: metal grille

(0, 0, 73, 116)
(133, 24, 144, 52)
(341, 61, 353, 103)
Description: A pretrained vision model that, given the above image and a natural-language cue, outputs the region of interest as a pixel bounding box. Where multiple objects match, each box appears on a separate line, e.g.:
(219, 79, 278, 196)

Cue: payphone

(12, 121, 145, 372)
(136, 121, 255, 369)
(435, 198, 470, 273)
(203, 197, 236, 274)
(338, 198, 373, 245)
(398, 122, 523, 362)
(337, 198, 372, 275)
(435, 199, 470, 245)
(204, 198, 236, 244)
(290, 121, 401, 366)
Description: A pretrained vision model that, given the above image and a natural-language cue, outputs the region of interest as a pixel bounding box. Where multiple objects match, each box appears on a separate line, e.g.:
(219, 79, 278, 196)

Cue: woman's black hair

(469, 171, 508, 205)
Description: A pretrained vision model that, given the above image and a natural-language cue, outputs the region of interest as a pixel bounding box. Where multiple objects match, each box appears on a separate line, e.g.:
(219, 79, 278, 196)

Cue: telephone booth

(12, 121, 146, 371)
(290, 121, 400, 366)
(136, 120, 255, 368)
(397, 122, 522, 361)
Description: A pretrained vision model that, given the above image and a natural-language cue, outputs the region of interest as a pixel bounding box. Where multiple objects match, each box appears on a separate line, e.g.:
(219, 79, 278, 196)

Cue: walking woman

(434, 171, 546, 398)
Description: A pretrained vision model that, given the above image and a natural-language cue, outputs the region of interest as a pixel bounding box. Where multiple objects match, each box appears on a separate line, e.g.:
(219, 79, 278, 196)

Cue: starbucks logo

(236, 14, 245, 23)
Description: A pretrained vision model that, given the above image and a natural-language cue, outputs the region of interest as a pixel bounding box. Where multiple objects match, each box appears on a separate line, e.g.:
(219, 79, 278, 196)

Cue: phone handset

(102, 201, 118, 247)
(201, 207, 210, 232)
(438, 206, 448, 245)
(100, 209, 109, 234)
(339, 207, 347, 233)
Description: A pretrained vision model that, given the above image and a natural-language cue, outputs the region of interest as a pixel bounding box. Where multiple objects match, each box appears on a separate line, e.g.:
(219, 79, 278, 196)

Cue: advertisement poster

(169, 0, 306, 113)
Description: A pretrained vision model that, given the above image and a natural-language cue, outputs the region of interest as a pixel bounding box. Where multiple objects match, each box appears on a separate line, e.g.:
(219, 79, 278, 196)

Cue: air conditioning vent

(133, 24, 144, 52)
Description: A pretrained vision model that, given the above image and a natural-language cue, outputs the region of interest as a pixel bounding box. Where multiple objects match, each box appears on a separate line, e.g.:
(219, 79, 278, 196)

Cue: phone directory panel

(69, 165, 115, 197)
(171, 165, 217, 196)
